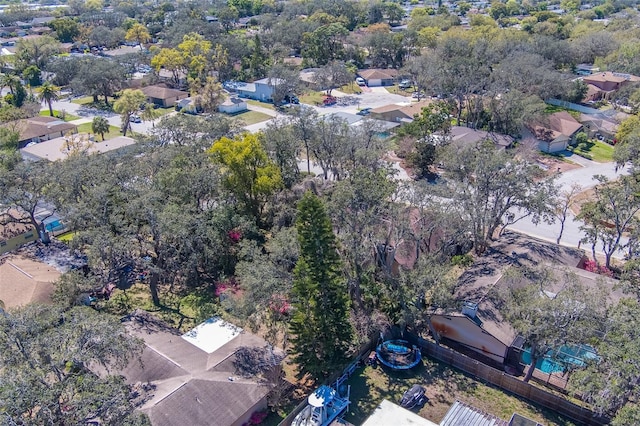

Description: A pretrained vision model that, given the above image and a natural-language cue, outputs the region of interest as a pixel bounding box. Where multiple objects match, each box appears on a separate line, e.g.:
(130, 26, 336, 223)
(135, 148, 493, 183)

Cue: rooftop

(358, 68, 399, 80)
(20, 136, 136, 162)
(0, 255, 60, 309)
(141, 85, 189, 100)
(440, 400, 507, 426)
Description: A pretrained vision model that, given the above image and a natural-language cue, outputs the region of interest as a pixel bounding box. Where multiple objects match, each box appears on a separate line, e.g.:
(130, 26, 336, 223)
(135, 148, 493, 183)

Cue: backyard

(343, 359, 578, 425)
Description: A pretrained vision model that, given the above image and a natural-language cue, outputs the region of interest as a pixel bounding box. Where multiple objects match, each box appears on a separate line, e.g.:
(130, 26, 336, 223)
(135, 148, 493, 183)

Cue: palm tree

(38, 81, 60, 117)
(0, 73, 20, 95)
(91, 116, 110, 141)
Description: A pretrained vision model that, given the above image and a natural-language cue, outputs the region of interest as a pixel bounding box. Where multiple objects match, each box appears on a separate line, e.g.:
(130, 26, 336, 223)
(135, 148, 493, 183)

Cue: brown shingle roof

(358, 68, 398, 80)
(141, 85, 188, 100)
(4, 116, 77, 143)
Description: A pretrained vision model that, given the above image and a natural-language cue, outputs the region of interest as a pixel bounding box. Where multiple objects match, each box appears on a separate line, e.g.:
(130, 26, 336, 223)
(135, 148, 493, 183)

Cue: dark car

(356, 107, 372, 116)
(399, 385, 427, 409)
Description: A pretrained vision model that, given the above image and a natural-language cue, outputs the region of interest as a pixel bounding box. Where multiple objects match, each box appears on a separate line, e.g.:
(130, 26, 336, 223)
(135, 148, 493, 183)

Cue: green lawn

(55, 231, 75, 243)
(245, 99, 276, 110)
(71, 96, 116, 110)
(544, 105, 581, 120)
(339, 83, 363, 95)
(386, 85, 416, 95)
(569, 139, 614, 162)
(298, 91, 325, 106)
(344, 360, 577, 425)
(39, 110, 80, 122)
(76, 122, 122, 141)
(237, 110, 272, 125)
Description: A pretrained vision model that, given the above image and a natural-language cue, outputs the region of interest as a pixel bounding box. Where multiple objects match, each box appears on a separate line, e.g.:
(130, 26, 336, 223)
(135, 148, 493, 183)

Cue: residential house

(235, 78, 278, 102)
(0, 254, 60, 308)
(140, 85, 189, 108)
(119, 313, 279, 426)
(4, 116, 78, 148)
(0, 210, 37, 254)
(449, 126, 514, 149)
(30, 16, 56, 26)
(20, 135, 136, 162)
(582, 71, 640, 100)
(370, 100, 432, 123)
(218, 97, 248, 114)
(357, 68, 398, 87)
(528, 111, 583, 153)
(579, 113, 620, 143)
(428, 232, 621, 376)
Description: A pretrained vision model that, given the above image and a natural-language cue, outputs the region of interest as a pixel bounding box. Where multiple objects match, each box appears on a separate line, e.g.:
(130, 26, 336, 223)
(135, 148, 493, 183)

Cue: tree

(38, 81, 60, 117)
(312, 61, 353, 95)
(150, 48, 186, 87)
(0, 304, 147, 425)
(71, 57, 126, 105)
(497, 266, 604, 382)
(15, 35, 59, 72)
(578, 175, 640, 268)
(289, 192, 353, 381)
(555, 183, 582, 244)
(49, 17, 80, 43)
(289, 105, 319, 174)
(614, 115, 640, 171)
(92, 116, 110, 141)
(209, 133, 282, 221)
(113, 89, 145, 136)
(302, 23, 348, 66)
(438, 142, 558, 254)
(570, 298, 640, 418)
(125, 23, 150, 47)
(192, 77, 224, 113)
(140, 103, 160, 125)
(261, 118, 300, 189)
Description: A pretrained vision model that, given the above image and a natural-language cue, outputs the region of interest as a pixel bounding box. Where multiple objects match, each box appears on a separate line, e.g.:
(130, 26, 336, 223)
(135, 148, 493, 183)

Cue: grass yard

(386, 85, 416, 96)
(71, 96, 117, 109)
(343, 359, 577, 425)
(76, 122, 122, 141)
(246, 99, 276, 110)
(55, 231, 75, 243)
(544, 105, 581, 120)
(39, 110, 81, 121)
(569, 139, 614, 162)
(298, 91, 325, 106)
(339, 83, 363, 94)
(237, 110, 272, 125)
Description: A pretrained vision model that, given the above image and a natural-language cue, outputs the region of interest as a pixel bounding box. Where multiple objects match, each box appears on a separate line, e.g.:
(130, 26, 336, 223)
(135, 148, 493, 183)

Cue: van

(399, 79, 412, 89)
(355, 77, 366, 86)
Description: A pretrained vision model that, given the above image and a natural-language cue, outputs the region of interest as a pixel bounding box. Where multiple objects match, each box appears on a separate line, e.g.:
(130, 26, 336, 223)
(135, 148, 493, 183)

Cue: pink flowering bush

(243, 410, 268, 425)
(583, 259, 614, 277)
(215, 277, 238, 297)
(228, 229, 242, 243)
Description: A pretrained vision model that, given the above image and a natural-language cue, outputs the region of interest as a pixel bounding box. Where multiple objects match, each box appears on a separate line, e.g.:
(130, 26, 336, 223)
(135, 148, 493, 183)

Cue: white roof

(20, 135, 135, 162)
(181, 317, 243, 354)
(362, 399, 439, 426)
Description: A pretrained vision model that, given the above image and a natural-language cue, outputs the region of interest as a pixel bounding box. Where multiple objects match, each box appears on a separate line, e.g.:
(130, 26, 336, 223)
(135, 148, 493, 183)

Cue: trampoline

(376, 339, 422, 370)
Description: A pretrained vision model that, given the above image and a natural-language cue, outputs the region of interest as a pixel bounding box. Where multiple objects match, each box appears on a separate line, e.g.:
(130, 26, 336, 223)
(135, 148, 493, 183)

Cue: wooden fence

(417, 338, 608, 426)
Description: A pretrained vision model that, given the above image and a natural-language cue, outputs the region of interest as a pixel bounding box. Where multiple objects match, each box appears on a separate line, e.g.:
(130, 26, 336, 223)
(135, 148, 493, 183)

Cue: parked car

(399, 79, 412, 89)
(130, 114, 141, 123)
(356, 107, 372, 116)
(412, 91, 426, 99)
(399, 385, 427, 409)
(355, 77, 366, 86)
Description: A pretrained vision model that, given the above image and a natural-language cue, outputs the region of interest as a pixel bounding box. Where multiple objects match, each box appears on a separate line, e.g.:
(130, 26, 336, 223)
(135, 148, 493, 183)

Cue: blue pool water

(522, 345, 598, 374)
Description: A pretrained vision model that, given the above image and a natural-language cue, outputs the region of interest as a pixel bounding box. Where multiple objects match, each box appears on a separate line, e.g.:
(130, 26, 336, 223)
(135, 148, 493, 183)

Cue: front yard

(39, 110, 80, 122)
(343, 359, 577, 425)
(237, 110, 272, 125)
(76, 122, 122, 141)
(569, 139, 615, 162)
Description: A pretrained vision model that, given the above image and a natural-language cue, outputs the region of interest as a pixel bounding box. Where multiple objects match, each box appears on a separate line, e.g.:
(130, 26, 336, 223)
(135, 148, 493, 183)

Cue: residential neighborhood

(2, 1, 640, 426)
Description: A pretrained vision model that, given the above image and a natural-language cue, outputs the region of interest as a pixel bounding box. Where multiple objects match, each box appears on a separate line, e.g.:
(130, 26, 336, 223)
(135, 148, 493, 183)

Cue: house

(449, 126, 514, 149)
(0, 210, 37, 254)
(370, 100, 432, 122)
(428, 232, 622, 374)
(4, 116, 78, 148)
(20, 135, 136, 162)
(579, 113, 620, 142)
(528, 111, 583, 153)
(140, 85, 189, 108)
(235, 78, 278, 102)
(357, 68, 398, 87)
(0, 254, 60, 308)
(120, 313, 281, 426)
(582, 71, 640, 99)
(218, 97, 248, 114)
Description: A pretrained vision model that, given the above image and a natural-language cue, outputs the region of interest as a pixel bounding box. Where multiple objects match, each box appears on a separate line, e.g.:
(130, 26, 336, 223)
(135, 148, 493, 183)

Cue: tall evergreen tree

(289, 192, 353, 381)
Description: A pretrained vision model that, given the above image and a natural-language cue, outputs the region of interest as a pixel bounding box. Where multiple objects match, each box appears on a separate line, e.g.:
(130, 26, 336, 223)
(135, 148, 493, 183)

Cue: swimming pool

(521, 344, 598, 374)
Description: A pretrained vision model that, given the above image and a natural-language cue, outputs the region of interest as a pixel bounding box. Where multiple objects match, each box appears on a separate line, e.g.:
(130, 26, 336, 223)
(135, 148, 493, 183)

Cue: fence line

(417, 338, 608, 426)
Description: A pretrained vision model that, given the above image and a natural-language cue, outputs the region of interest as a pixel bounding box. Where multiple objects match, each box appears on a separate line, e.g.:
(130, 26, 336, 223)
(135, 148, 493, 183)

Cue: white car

(355, 77, 366, 86)
(130, 114, 141, 123)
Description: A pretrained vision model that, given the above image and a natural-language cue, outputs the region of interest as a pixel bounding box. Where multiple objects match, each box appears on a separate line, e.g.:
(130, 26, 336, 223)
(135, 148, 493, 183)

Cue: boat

(291, 384, 350, 426)
(376, 339, 422, 370)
